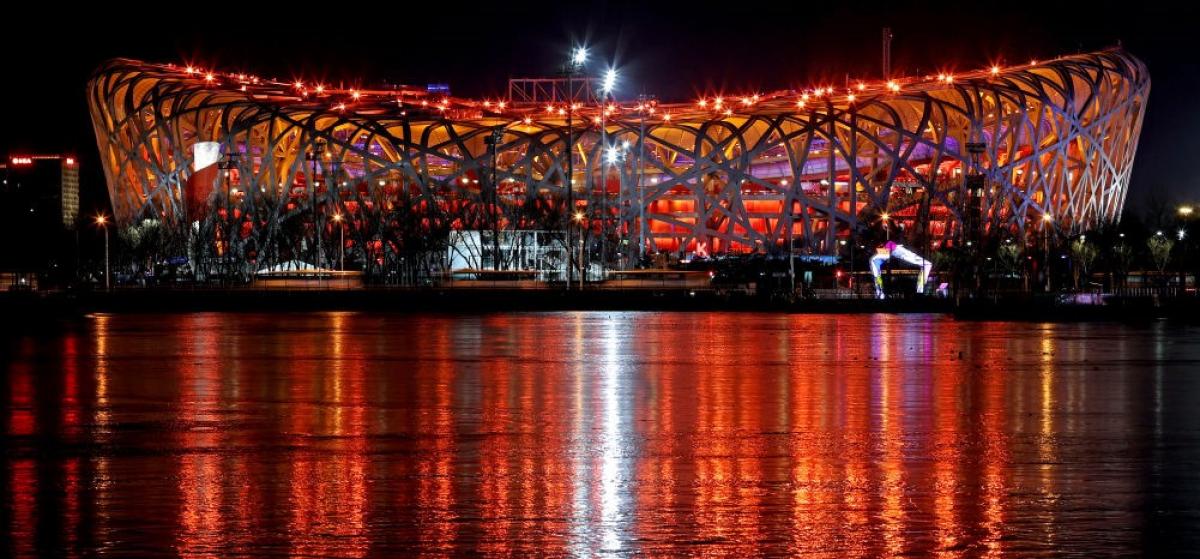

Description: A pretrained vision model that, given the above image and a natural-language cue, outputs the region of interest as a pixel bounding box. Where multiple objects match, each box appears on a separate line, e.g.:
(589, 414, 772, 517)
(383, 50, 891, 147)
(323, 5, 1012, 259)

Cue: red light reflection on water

(0, 312, 1180, 556)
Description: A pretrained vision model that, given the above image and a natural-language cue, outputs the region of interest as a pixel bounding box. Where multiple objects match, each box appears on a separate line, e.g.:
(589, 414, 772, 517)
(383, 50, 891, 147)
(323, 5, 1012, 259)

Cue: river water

(3, 312, 1199, 557)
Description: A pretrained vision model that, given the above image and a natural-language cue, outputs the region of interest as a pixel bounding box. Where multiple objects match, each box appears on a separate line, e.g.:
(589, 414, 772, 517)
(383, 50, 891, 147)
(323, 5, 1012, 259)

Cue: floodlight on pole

(606, 146, 621, 164)
(602, 67, 617, 94)
(571, 46, 588, 68)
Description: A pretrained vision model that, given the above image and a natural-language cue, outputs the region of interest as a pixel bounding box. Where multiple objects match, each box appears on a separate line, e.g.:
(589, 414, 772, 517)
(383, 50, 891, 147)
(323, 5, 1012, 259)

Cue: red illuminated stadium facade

(88, 49, 1148, 277)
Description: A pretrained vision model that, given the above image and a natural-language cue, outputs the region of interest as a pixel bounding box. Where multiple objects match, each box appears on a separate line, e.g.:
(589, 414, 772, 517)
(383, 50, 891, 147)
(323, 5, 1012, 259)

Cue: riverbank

(0, 288, 938, 315)
(3, 288, 1198, 322)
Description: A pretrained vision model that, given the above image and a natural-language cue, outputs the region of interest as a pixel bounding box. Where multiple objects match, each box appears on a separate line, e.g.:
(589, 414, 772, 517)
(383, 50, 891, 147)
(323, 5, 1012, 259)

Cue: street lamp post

(95, 215, 110, 290)
(787, 193, 795, 296)
(598, 67, 617, 273)
(922, 186, 932, 294)
(1042, 213, 1053, 292)
(563, 46, 586, 289)
(218, 151, 238, 284)
(1179, 205, 1195, 291)
(574, 210, 586, 289)
(306, 139, 326, 273)
(849, 236, 855, 294)
(328, 160, 345, 275)
(879, 212, 892, 295)
(839, 239, 849, 291)
(636, 96, 651, 265)
(331, 213, 345, 270)
(485, 126, 504, 271)
(603, 143, 626, 278)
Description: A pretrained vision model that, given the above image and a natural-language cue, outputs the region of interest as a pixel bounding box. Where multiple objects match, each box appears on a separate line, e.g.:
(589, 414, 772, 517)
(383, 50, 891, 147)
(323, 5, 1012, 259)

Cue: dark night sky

(2, 1, 1196, 217)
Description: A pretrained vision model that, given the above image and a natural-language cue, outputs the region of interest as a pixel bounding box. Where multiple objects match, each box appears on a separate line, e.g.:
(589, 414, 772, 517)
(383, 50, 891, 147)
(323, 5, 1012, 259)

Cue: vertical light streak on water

(980, 325, 1009, 559)
(933, 320, 961, 559)
(9, 459, 35, 558)
(331, 311, 369, 558)
(1152, 319, 1165, 508)
(1153, 320, 1164, 441)
(877, 316, 906, 557)
(568, 312, 593, 557)
(91, 313, 113, 555)
(176, 313, 224, 558)
(92, 314, 111, 437)
(599, 313, 631, 555)
(1039, 328, 1059, 547)
(6, 331, 37, 558)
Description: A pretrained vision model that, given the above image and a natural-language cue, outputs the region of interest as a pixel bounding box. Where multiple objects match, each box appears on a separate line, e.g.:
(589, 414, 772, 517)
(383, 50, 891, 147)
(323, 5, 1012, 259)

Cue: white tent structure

(255, 260, 325, 275)
(870, 242, 933, 299)
(252, 260, 363, 289)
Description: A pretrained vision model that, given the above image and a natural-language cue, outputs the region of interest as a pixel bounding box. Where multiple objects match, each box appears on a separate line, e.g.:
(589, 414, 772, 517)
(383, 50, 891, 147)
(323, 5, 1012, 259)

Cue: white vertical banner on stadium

(193, 141, 221, 171)
(186, 141, 223, 221)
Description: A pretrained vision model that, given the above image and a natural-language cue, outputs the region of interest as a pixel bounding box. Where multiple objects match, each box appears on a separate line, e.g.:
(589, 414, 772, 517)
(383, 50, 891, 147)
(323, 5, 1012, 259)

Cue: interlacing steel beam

(88, 49, 1148, 274)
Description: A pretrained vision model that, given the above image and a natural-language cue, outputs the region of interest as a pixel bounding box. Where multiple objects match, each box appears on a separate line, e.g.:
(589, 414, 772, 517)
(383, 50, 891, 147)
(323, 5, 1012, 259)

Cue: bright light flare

(602, 68, 617, 94)
(606, 146, 620, 163)
(571, 46, 588, 66)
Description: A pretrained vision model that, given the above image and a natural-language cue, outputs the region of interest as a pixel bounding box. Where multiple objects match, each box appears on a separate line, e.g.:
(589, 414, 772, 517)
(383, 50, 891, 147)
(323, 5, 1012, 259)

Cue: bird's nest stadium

(88, 48, 1148, 281)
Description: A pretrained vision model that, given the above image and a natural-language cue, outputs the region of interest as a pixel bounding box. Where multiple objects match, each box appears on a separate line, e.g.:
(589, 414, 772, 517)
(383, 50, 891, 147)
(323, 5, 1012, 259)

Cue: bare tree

(1147, 234, 1174, 285)
(1111, 242, 1135, 288)
(1070, 238, 1099, 289)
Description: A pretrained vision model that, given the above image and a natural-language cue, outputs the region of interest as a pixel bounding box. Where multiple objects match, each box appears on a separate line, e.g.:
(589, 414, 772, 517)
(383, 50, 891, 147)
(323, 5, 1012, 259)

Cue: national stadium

(87, 48, 1149, 286)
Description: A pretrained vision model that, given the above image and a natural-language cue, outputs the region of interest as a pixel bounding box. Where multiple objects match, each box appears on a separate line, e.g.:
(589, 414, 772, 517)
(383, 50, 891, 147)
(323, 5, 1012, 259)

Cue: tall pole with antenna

(882, 27, 893, 79)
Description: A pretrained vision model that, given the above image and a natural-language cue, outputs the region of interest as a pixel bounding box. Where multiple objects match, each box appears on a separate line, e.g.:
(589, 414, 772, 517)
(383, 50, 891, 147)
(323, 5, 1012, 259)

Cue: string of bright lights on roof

(154, 49, 1075, 122)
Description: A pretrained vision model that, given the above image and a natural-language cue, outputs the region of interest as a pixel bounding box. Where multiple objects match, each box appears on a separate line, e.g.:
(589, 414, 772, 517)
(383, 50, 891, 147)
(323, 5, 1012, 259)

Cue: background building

(1, 154, 80, 287)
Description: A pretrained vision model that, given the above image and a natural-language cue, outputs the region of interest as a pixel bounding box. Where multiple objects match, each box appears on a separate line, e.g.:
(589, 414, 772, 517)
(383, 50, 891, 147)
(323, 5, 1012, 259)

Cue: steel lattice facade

(88, 49, 1148, 271)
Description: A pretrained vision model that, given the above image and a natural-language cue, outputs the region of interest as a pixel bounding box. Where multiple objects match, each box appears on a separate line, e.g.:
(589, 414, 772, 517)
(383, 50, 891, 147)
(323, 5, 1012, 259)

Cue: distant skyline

(2, 1, 1196, 217)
